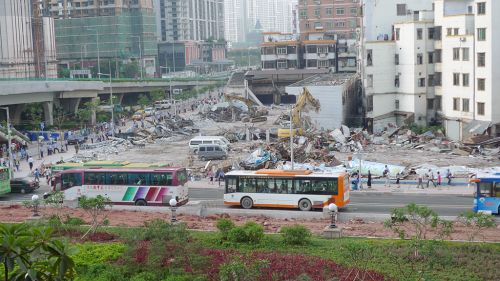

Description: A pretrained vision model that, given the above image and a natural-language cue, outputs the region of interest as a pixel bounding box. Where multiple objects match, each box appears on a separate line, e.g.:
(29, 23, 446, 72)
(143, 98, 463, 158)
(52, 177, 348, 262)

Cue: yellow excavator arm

(278, 87, 320, 138)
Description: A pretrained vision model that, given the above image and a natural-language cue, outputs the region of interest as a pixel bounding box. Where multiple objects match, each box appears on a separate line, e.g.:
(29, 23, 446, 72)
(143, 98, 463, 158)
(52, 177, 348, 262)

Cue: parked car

(144, 107, 155, 117)
(10, 178, 39, 194)
(132, 111, 144, 121)
(66, 135, 86, 145)
(197, 144, 228, 161)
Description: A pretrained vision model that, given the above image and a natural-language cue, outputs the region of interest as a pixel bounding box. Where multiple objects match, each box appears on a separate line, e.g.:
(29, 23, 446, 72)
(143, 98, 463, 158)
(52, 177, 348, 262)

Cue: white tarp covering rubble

(412, 164, 500, 177)
(277, 161, 346, 173)
(348, 159, 406, 177)
(329, 129, 346, 143)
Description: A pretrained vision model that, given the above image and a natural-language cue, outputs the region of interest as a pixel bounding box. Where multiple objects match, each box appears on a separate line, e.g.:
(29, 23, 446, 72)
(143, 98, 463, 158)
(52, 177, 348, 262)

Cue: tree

(77, 100, 100, 126)
(150, 89, 165, 102)
(137, 94, 151, 109)
(122, 61, 139, 78)
(79, 195, 111, 239)
(458, 211, 496, 241)
(0, 223, 76, 281)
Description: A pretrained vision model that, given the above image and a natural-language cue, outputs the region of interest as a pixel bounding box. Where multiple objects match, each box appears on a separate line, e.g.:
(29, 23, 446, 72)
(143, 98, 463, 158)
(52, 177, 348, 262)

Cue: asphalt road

(187, 187, 474, 217)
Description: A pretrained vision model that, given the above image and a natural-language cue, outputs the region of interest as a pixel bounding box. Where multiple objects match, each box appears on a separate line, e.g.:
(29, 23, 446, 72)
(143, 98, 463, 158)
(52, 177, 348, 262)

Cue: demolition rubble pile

(72, 137, 133, 161)
(198, 101, 269, 123)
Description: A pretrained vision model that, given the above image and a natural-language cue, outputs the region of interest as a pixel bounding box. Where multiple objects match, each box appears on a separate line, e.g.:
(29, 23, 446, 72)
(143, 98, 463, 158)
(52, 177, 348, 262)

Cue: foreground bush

(280, 225, 312, 245)
(227, 221, 264, 244)
(216, 218, 235, 241)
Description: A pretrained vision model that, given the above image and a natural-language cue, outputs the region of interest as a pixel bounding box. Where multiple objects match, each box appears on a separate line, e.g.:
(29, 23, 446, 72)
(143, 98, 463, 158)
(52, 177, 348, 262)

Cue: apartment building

(298, 0, 361, 40)
(433, 0, 500, 140)
(361, 0, 499, 139)
(261, 33, 301, 70)
(155, 0, 224, 42)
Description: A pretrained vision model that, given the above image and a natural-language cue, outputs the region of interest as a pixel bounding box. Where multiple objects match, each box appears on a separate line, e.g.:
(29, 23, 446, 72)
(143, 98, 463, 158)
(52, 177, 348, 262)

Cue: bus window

(62, 173, 82, 190)
(238, 178, 256, 193)
(295, 179, 312, 194)
(478, 182, 492, 197)
(495, 182, 500, 197)
(106, 172, 127, 185)
(226, 177, 237, 193)
(256, 178, 270, 193)
(176, 170, 187, 185)
(159, 173, 173, 185)
(128, 173, 149, 185)
(275, 179, 292, 194)
(85, 172, 98, 185)
(151, 173, 160, 185)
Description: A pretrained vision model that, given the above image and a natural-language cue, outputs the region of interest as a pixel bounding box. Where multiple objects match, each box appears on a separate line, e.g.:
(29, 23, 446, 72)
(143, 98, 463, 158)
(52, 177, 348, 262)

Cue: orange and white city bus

(224, 169, 350, 211)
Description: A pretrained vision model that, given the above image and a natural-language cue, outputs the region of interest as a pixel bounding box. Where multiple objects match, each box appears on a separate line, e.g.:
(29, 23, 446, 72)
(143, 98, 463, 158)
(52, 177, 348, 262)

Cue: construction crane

(278, 87, 321, 138)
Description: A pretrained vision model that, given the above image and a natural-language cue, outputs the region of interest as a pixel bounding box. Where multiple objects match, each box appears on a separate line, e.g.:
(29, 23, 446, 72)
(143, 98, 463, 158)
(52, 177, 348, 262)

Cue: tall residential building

(298, 0, 361, 40)
(0, 0, 57, 78)
(47, 0, 157, 77)
(360, 0, 500, 140)
(224, 0, 296, 44)
(155, 0, 225, 42)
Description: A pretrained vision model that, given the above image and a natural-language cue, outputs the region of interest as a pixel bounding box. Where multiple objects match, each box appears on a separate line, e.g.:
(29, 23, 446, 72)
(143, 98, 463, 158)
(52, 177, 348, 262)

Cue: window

(477, 28, 486, 41)
(453, 48, 460, 60)
(395, 54, 399, 65)
(317, 46, 328, 54)
(367, 49, 372, 66)
(277, 60, 287, 69)
(435, 49, 442, 63)
(299, 9, 307, 19)
(418, 78, 425, 87)
(325, 21, 333, 29)
(428, 28, 435, 39)
(477, 2, 486, 15)
(336, 8, 345, 15)
(237, 177, 256, 193)
(453, 98, 460, 111)
(314, 22, 322, 29)
(61, 173, 82, 190)
(350, 7, 357, 15)
(447, 28, 452, 36)
(417, 28, 423, 40)
(435, 72, 442, 86)
(434, 26, 442, 40)
(462, 73, 469, 87)
(427, 99, 434, 110)
(477, 102, 485, 116)
(395, 28, 400, 40)
(128, 173, 149, 185)
(477, 78, 485, 91)
(395, 75, 400, 87)
(335, 21, 345, 27)
(396, 4, 407, 16)
(226, 177, 237, 193)
(318, 60, 329, 68)
(276, 47, 287, 55)
(106, 172, 127, 185)
(428, 52, 434, 63)
(367, 95, 373, 112)
(477, 52, 485, 67)
(453, 73, 460, 86)
(453, 28, 459, 35)
(462, 98, 470, 112)
(395, 99, 399, 110)
(325, 8, 332, 16)
(314, 8, 321, 17)
(428, 74, 434, 86)
(435, 96, 442, 110)
(367, 74, 373, 87)
(462, 48, 469, 61)
(417, 53, 423, 64)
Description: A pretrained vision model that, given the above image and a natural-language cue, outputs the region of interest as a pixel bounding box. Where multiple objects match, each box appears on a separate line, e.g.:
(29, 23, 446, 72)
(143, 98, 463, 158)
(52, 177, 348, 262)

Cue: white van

(189, 136, 230, 152)
(154, 100, 171, 110)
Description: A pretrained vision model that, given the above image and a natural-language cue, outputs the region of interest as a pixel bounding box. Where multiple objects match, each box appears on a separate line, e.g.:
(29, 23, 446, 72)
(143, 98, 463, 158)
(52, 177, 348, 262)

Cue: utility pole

(1, 107, 13, 178)
(289, 106, 294, 170)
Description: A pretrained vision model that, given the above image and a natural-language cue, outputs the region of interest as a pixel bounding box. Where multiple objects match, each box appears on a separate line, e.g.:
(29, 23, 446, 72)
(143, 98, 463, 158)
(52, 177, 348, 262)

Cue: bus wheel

(241, 197, 253, 209)
(135, 199, 147, 206)
(298, 199, 312, 211)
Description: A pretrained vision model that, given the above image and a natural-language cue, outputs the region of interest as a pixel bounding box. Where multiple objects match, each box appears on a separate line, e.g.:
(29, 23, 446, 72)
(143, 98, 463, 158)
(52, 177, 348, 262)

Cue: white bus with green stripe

(51, 167, 188, 206)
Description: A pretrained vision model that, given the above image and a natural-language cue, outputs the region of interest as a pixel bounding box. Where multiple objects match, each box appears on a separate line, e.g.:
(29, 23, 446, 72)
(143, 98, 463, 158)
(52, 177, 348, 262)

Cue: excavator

(277, 87, 321, 138)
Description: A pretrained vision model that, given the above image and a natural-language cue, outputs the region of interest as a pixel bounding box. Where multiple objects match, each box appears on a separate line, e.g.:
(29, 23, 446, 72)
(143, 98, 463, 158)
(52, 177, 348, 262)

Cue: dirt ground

(2, 205, 499, 242)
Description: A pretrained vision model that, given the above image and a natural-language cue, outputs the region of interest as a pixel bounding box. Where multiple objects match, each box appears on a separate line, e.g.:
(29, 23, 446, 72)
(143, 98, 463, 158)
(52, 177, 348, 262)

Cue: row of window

(395, 27, 487, 42)
(300, 7, 358, 19)
(304, 20, 358, 30)
(81, 172, 174, 186)
(396, 3, 486, 16)
(452, 98, 486, 115)
(368, 50, 485, 68)
(225, 176, 339, 195)
(453, 74, 486, 91)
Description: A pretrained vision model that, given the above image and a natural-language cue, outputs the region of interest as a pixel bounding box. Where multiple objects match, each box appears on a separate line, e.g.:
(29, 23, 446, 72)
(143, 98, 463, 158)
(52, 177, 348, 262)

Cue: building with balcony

(260, 33, 301, 70)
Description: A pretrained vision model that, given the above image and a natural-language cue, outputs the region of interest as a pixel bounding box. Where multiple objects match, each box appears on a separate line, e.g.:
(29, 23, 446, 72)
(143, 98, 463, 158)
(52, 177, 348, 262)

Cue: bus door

(474, 181, 500, 214)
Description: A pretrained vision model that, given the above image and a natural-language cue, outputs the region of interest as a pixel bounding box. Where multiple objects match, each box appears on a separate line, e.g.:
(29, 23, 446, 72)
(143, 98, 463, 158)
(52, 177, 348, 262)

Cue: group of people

(207, 168, 225, 186)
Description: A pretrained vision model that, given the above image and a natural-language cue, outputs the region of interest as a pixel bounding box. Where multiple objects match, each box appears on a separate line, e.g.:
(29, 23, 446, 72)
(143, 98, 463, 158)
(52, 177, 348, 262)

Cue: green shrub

(65, 216, 86, 226)
(219, 257, 269, 281)
(130, 271, 157, 281)
(73, 243, 126, 267)
(227, 221, 264, 244)
(216, 218, 235, 240)
(280, 225, 312, 245)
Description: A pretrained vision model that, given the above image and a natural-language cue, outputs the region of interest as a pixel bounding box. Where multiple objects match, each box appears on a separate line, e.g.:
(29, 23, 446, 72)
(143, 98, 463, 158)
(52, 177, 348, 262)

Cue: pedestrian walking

(416, 174, 424, 189)
(446, 169, 452, 186)
(396, 172, 401, 188)
(15, 159, 20, 172)
(75, 143, 79, 154)
(28, 156, 34, 171)
(367, 170, 372, 188)
(426, 169, 436, 188)
(437, 171, 442, 186)
(208, 170, 214, 184)
(64, 140, 68, 152)
(383, 165, 390, 187)
(34, 168, 40, 182)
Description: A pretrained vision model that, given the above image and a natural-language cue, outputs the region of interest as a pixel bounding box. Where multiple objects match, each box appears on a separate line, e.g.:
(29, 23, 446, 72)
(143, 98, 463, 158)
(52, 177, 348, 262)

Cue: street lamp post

(98, 72, 114, 137)
(130, 35, 143, 80)
(328, 203, 338, 228)
(169, 198, 178, 223)
(0, 107, 13, 177)
(86, 28, 100, 78)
